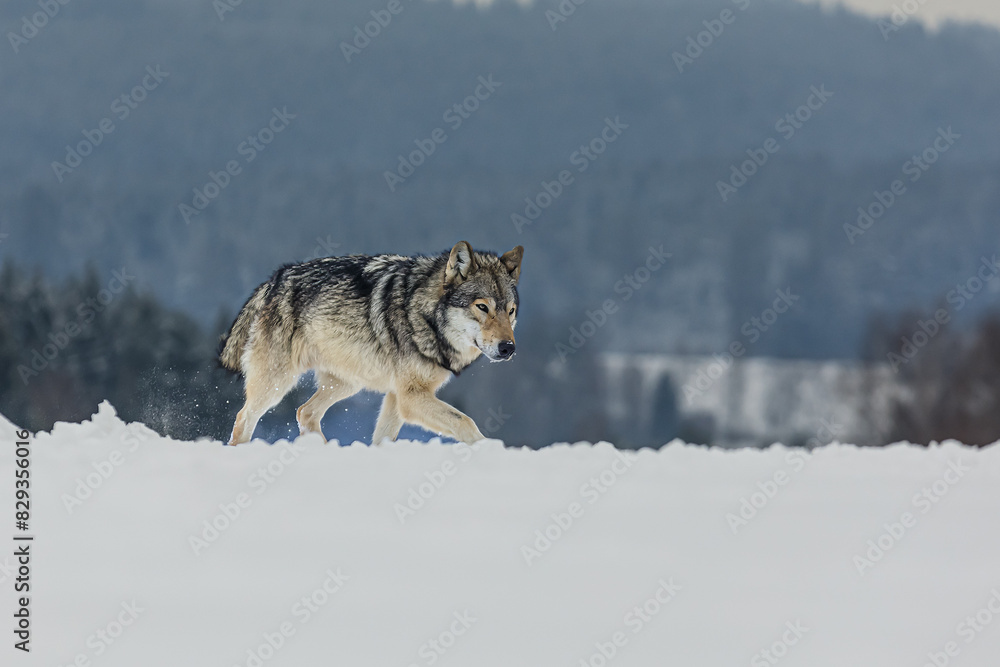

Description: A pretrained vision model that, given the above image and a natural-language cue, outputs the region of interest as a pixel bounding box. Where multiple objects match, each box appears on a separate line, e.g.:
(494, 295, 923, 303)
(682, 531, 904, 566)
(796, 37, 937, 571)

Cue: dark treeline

(0, 263, 241, 440)
(863, 309, 1000, 447)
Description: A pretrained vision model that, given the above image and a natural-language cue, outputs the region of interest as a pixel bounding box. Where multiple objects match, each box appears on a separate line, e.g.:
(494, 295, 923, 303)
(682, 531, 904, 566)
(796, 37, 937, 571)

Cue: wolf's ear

(446, 241, 477, 285)
(500, 245, 523, 283)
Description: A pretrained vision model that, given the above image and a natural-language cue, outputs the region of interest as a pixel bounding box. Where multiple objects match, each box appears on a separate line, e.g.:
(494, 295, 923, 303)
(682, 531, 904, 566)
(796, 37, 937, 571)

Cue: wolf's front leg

(372, 392, 404, 445)
(396, 389, 486, 444)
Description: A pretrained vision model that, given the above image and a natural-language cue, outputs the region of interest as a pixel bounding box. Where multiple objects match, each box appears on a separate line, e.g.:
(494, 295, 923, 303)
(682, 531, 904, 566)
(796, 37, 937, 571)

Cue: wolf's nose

(497, 340, 515, 359)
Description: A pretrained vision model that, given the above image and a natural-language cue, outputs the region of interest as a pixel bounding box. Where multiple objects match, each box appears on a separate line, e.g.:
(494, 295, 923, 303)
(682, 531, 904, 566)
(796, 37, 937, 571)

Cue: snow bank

(2, 402, 1000, 666)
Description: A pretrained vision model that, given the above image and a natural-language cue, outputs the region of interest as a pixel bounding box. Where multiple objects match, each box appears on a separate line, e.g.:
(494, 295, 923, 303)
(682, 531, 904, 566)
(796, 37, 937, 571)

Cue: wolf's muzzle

(497, 340, 515, 360)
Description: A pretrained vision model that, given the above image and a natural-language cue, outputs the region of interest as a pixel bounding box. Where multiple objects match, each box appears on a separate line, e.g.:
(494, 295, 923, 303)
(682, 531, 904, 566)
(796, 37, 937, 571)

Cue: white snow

(2, 402, 1000, 666)
(600, 352, 905, 447)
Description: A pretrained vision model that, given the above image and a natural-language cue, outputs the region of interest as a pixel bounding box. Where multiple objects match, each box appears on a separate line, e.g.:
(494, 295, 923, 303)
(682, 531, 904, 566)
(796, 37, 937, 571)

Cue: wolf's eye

(476, 303, 489, 313)
(509, 308, 515, 316)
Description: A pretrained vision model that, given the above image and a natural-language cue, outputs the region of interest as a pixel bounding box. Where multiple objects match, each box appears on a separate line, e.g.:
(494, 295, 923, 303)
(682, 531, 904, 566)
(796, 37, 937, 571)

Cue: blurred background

(2, 0, 999, 448)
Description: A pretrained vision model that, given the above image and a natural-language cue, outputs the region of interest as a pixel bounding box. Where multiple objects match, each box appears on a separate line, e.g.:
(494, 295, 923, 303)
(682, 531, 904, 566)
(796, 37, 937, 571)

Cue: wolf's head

(442, 240, 523, 362)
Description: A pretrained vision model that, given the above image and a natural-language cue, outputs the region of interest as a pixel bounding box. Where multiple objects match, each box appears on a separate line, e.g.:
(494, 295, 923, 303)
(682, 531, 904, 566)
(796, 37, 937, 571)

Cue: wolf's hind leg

(396, 390, 485, 444)
(229, 368, 298, 445)
(372, 392, 404, 445)
(296, 371, 358, 440)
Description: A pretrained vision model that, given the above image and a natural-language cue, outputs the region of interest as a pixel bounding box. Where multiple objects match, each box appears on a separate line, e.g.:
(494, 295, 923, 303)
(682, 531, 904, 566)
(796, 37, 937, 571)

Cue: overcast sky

(803, 0, 1000, 30)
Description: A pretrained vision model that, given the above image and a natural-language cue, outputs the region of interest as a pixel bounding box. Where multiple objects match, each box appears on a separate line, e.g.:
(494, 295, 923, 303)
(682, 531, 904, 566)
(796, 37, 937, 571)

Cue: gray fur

(220, 241, 523, 445)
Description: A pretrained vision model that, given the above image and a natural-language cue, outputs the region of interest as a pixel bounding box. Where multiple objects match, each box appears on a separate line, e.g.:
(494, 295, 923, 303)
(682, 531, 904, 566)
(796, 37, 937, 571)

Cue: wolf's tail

(219, 282, 270, 373)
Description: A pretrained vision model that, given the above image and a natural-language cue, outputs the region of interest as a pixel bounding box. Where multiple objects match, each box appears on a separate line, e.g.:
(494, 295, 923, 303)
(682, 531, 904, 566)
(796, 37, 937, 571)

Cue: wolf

(219, 241, 523, 446)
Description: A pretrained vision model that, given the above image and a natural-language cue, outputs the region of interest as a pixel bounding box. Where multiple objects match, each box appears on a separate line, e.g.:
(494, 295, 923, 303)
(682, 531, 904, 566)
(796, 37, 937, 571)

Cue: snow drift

(2, 402, 1000, 666)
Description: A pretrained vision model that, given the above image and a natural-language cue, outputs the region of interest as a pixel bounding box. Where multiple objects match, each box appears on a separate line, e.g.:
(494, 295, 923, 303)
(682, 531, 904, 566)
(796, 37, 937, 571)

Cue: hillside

(3, 0, 1000, 359)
